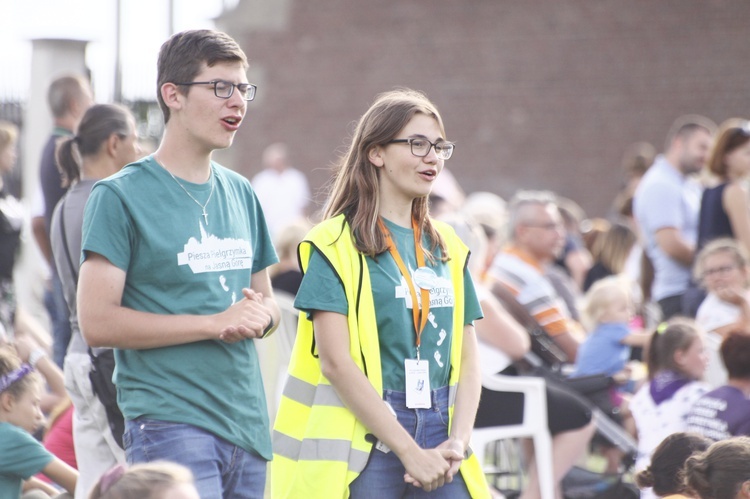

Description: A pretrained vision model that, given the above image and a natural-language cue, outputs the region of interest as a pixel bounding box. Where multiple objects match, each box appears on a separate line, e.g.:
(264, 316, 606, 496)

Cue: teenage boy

(77, 29, 279, 499)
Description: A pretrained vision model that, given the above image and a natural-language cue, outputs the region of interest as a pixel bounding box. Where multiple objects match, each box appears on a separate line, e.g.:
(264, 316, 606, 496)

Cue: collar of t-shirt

(504, 245, 543, 272)
(650, 369, 692, 405)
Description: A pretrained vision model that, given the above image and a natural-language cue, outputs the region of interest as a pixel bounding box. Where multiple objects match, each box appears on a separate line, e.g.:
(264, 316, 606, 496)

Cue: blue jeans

(124, 418, 267, 499)
(46, 271, 71, 368)
(348, 386, 470, 499)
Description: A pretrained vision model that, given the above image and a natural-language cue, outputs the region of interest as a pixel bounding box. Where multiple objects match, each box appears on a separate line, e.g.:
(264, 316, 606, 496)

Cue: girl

(630, 319, 709, 499)
(88, 462, 199, 499)
(684, 436, 750, 499)
(0, 346, 77, 498)
(635, 432, 710, 499)
(51, 103, 139, 499)
(272, 89, 489, 498)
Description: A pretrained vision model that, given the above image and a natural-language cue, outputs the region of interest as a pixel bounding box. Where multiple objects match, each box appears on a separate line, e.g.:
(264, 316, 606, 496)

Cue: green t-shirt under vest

(295, 217, 482, 391)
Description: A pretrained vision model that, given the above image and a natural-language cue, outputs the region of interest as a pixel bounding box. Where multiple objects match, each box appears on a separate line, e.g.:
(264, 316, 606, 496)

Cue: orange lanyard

(378, 217, 430, 359)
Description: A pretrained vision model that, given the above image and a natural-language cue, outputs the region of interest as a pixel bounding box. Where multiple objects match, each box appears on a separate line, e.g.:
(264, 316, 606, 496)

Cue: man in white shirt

(251, 142, 310, 237)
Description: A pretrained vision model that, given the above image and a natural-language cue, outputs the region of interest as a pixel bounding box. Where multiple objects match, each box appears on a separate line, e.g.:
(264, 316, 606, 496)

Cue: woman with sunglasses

(272, 89, 489, 498)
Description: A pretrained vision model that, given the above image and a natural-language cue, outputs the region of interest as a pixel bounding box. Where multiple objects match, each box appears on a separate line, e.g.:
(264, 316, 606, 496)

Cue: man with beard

(634, 115, 715, 320)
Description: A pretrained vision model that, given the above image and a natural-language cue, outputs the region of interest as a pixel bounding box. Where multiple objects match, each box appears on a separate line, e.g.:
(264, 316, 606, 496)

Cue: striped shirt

(489, 246, 581, 337)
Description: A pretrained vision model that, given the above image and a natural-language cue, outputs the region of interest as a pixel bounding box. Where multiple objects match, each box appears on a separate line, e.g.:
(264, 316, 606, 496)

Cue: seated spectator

(630, 318, 709, 499)
(0, 345, 77, 498)
(687, 333, 750, 441)
(554, 196, 593, 292)
(684, 436, 750, 499)
(488, 190, 584, 362)
(88, 461, 199, 499)
(269, 219, 312, 296)
(583, 222, 638, 292)
(571, 274, 650, 471)
(36, 400, 78, 487)
(572, 275, 650, 382)
(635, 432, 711, 499)
(444, 214, 595, 499)
(694, 238, 750, 387)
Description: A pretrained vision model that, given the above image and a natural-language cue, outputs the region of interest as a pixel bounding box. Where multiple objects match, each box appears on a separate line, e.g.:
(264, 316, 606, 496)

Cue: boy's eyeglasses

(173, 80, 257, 101)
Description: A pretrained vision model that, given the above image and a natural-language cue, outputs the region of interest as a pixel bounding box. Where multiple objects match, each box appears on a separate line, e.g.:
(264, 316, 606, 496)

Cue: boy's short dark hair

(157, 29, 248, 122)
(720, 333, 750, 379)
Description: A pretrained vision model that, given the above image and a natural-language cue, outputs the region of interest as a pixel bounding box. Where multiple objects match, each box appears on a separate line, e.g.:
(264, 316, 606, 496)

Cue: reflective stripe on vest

(283, 375, 346, 408)
(273, 431, 370, 471)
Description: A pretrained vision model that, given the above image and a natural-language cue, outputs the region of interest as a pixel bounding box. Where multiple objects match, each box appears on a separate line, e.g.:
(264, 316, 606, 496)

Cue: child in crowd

(571, 274, 651, 472)
(88, 462, 199, 499)
(630, 318, 710, 499)
(635, 432, 711, 498)
(684, 436, 750, 499)
(0, 346, 77, 498)
(572, 274, 650, 385)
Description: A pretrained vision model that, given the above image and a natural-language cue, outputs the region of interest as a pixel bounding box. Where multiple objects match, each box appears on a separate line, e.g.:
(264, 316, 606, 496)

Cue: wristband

(28, 349, 46, 369)
(261, 317, 275, 339)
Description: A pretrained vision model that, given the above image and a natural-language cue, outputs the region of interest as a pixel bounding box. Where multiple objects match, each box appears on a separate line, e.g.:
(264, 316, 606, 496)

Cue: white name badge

(413, 266, 438, 291)
(405, 358, 431, 409)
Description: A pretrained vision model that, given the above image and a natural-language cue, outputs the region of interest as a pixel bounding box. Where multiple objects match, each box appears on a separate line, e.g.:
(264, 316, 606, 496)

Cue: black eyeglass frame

(386, 138, 455, 160)
(172, 80, 257, 101)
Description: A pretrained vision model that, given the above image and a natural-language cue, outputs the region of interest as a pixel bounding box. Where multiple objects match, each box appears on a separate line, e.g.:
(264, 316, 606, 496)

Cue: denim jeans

(348, 386, 470, 499)
(124, 418, 267, 499)
(46, 271, 71, 368)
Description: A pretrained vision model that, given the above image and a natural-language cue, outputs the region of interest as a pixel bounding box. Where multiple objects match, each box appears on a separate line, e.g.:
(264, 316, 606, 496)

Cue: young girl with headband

(0, 346, 77, 498)
(272, 89, 489, 497)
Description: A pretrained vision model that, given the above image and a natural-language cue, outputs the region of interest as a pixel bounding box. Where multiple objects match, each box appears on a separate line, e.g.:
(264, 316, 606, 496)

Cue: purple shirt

(686, 385, 750, 441)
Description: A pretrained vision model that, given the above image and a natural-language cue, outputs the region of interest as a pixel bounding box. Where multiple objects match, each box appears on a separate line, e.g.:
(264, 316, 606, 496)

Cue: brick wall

(219, 0, 750, 218)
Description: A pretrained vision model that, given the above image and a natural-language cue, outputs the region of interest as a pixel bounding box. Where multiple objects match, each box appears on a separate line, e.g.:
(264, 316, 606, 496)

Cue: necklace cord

(161, 160, 215, 224)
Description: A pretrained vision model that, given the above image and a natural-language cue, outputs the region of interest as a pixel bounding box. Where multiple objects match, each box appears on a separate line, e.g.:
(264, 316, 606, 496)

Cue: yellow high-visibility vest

(272, 214, 490, 498)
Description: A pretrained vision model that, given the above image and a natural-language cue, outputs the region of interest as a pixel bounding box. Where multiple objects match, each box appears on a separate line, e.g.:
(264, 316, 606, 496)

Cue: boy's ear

(160, 82, 182, 111)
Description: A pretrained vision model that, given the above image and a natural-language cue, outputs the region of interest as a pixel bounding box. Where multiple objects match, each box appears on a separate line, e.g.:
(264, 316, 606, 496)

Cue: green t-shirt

(295, 218, 482, 391)
(0, 422, 54, 498)
(81, 156, 278, 459)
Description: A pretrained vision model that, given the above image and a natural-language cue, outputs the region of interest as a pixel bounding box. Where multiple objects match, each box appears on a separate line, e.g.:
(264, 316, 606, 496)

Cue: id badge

(405, 358, 431, 409)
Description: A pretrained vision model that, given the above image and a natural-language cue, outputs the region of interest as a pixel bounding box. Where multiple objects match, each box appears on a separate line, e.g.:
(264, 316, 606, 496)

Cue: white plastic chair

(471, 372, 555, 499)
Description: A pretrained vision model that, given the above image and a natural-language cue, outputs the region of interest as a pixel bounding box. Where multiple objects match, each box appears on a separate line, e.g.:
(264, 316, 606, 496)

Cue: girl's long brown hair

(323, 89, 449, 262)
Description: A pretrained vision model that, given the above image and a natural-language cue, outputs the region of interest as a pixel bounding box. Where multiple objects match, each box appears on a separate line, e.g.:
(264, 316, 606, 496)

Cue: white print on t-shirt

(177, 223, 254, 274)
(394, 267, 455, 310)
(434, 350, 444, 368)
(437, 329, 446, 346)
(428, 312, 437, 328)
